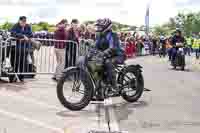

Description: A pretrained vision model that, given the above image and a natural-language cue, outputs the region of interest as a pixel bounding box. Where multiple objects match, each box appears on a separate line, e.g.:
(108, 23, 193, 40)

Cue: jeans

(167, 48, 172, 60)
(171, 48, 177, 63)
(184, 47, 191, 56)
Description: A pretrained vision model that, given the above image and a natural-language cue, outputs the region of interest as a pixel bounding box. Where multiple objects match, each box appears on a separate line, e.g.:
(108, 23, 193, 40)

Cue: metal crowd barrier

(0, 37, 92, 77)
(0, 37, 2, 77)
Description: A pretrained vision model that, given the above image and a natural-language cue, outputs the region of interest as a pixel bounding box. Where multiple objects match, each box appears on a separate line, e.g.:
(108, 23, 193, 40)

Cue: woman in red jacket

(130, 37, 136, 57)
(125, 38, 131, 58)
(52, 19, 68, 81)
(125, 37, 136, 58)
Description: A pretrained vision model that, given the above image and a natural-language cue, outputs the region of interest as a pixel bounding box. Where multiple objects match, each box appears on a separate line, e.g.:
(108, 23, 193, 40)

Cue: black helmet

(19, 16, 27, 21)
(95, 18, 112, 33)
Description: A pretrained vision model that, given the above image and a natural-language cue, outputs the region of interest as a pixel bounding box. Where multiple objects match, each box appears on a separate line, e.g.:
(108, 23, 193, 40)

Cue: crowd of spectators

(1, 16, 180, 82)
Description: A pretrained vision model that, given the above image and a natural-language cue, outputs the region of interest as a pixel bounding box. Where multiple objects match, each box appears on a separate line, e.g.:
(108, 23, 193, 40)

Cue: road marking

(0, 108, 64, 133)
(104, 98, 120, 132)
(0, 88, 63, 110)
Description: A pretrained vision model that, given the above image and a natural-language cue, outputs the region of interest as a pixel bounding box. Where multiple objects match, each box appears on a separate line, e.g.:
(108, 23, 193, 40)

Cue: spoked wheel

(57, 68, 93, 111)
(120, 66, 144, 102)
(180, 55, 185, 71)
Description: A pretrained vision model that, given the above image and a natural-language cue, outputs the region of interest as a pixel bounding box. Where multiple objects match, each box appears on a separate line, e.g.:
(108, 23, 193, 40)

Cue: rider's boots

(110, 71, 120, 96)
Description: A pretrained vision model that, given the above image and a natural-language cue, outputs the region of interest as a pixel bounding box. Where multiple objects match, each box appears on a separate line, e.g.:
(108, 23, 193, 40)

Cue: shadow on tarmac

(56, 100, 149, 120)
(0, 78, 28, 92)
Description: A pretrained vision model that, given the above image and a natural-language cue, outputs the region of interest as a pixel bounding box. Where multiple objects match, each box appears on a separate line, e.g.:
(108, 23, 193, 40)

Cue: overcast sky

(0, 0, 199, 26)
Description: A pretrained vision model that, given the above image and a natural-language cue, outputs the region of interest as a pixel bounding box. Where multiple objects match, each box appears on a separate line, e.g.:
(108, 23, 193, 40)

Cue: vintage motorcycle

(57, 49, 144, 111)
(171, 42, 185, 71)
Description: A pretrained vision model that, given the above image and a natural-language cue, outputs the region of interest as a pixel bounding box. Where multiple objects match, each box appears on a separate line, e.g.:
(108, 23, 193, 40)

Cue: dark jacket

(67, 28, 79, 44)
(54, 27, 68, 49)
(11, 23, 33, 39)
(171, 35, 185, 47)
(10, 23, 33, 49)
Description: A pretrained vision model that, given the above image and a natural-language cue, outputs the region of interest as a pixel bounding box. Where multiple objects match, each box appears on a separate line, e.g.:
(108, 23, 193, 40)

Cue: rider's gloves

(97, 51, 106, 59)
(103, 48, 114, 58)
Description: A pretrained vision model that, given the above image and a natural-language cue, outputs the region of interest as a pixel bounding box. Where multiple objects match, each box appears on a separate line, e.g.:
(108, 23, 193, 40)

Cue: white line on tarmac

(0, 88, 63, 110)
(5, 83, 61, 100)
(0, 108, 64, 133)
(104, 98, 120, 132)
(4, 83, 50, 90)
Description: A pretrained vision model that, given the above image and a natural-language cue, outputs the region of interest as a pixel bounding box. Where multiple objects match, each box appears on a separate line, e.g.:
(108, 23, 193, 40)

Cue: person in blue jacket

(94, 18, 126, 91)
(10, 16, 33, 82)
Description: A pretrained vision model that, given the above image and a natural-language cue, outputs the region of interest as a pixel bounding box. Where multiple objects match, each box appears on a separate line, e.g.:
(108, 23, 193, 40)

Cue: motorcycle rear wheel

(119, 66, 144, 103)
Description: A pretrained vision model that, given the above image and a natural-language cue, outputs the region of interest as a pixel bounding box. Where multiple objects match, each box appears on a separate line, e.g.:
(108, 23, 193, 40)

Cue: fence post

(0, 39, 2, 77)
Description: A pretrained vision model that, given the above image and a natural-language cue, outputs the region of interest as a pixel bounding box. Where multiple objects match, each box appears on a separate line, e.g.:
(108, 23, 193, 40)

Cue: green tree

(38, 22, 49, 31)
(84, 20, 95, 25)
(32, 24, 42, 32)
(112, 24, 118, 31)
(1, 21, 13, 30)
(153, 25, 169, 36)
(153, 11, 200, 37)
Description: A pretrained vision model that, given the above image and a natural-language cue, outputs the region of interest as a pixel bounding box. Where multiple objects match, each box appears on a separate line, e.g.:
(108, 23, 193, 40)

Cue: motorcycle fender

(62, 66, 78, 73)
(62, 66, 95, 97)
(127, 64, 143, 72)
(117, 64, 143, 83)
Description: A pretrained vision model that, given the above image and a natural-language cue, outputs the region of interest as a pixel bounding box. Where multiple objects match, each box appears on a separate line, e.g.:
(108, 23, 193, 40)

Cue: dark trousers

(65, 43, 77, 68)
(184, 47, 191, 56)
(168, 48, 172, 60)
(152, 47, 156, 56)
(195, 48, 200, 59)
(171, 48, 177, 63)
(10, 47, 28, 79)
(104, 56, 125, 87)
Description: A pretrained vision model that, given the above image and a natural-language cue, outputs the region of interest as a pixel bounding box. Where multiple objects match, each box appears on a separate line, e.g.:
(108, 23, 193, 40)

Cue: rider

(171, 29, 186, 64)
(95, 18, 126, 91)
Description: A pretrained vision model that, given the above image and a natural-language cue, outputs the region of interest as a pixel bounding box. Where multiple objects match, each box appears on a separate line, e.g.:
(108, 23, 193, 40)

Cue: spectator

(117, 32, 121, 40)
(143, 37, 150, 55)
(125, 37, 136, 58)
(83, 25, 92, 40)
(166, 37, 173, 60)
(10, 16, 33, 82)
(136, 38, 144, 56)
(130, 37, 136, 57)
(79, 24, 88, 56)
(152, 36, 158, 56)
(79, 24, 86, 39)
(65, 19, 80, 68)
(52, 19, 68, 81)
(87, 24, 96, 40)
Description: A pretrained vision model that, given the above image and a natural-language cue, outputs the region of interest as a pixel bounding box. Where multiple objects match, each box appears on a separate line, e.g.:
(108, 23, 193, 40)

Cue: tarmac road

(0, 55, 200, 133)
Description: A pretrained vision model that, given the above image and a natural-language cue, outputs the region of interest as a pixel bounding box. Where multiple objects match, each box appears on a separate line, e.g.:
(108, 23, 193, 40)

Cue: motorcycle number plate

(176, 43, 182, 46)
(179, 48, 183, 52)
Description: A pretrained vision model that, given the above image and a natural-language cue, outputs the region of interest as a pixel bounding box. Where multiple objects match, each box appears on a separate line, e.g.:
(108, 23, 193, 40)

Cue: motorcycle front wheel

(57, 67, 94, 111)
